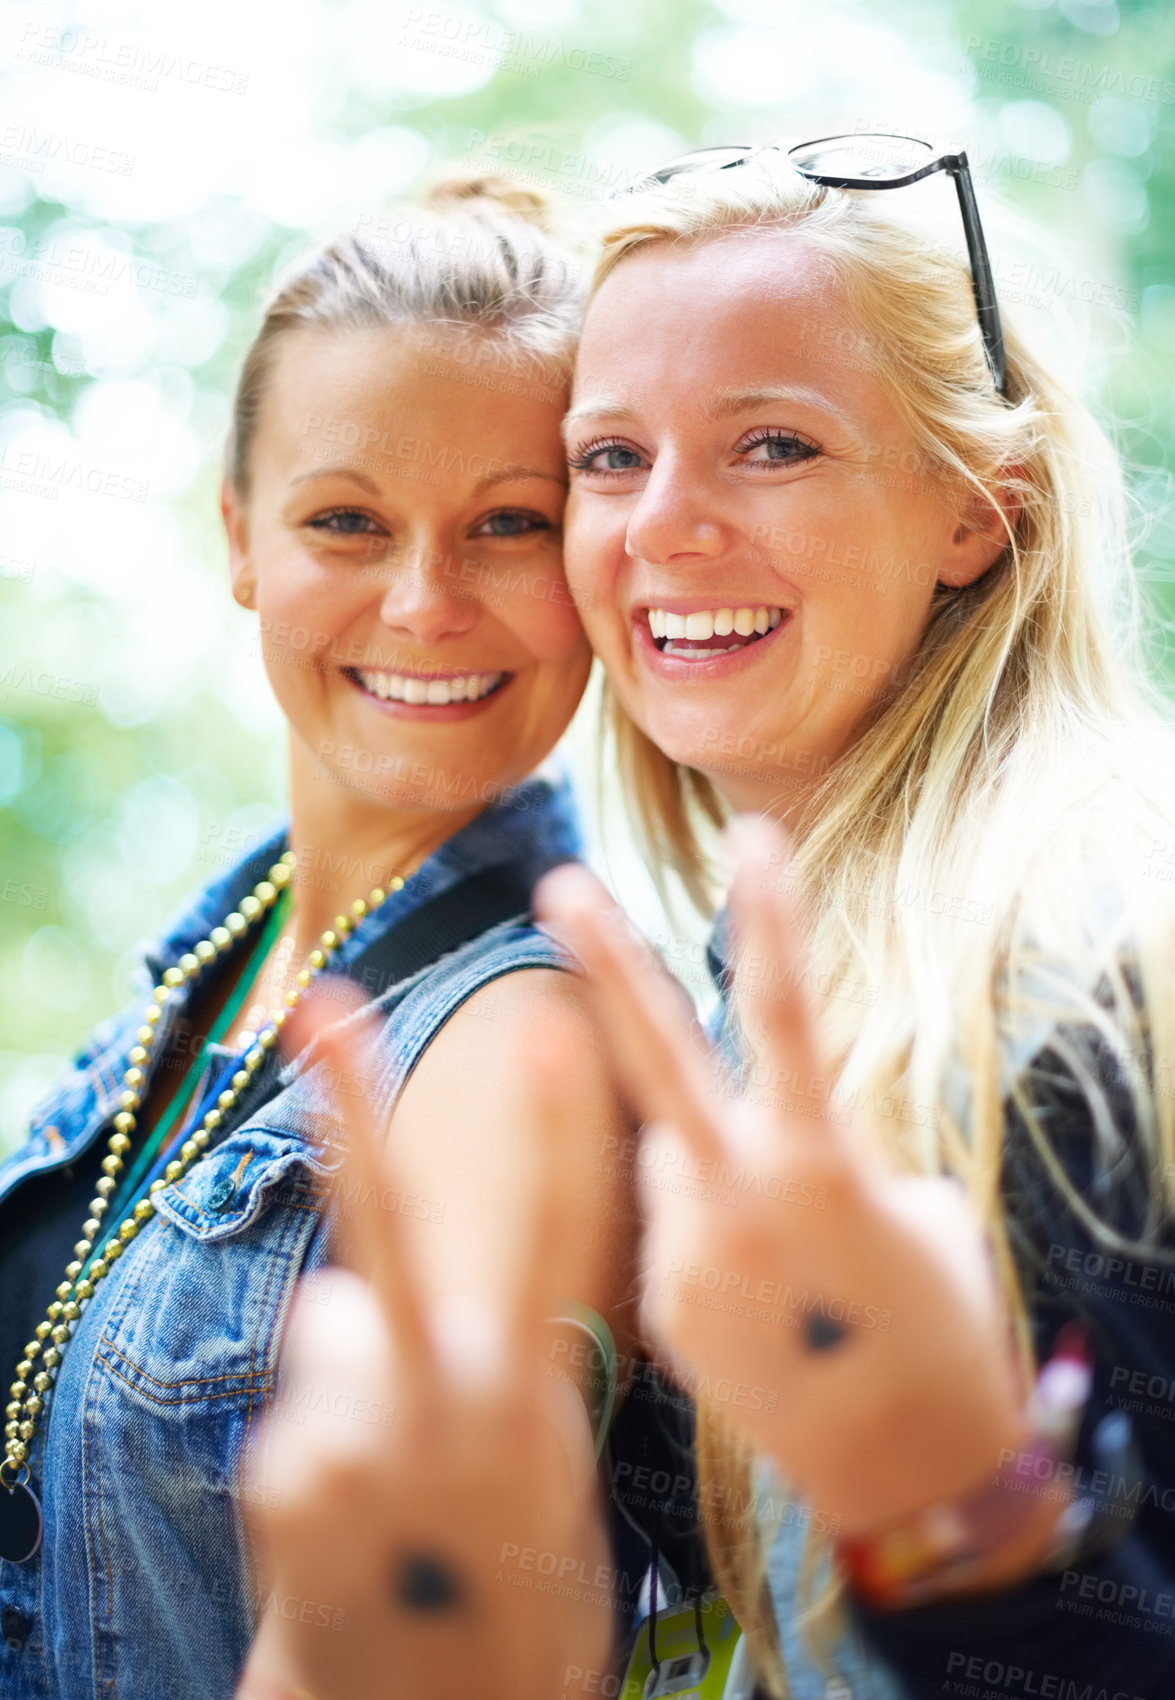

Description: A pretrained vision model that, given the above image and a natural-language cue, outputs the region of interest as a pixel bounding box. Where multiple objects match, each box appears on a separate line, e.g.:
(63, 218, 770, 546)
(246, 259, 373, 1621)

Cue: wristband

(550, 1301, 618, 1460)
(839, 1325, 1120, 1609)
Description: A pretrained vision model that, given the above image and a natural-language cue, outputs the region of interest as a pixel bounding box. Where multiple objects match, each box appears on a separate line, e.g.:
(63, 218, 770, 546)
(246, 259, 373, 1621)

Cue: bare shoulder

(396, 965, 615, 1113)
(389, 964, 640, 1359)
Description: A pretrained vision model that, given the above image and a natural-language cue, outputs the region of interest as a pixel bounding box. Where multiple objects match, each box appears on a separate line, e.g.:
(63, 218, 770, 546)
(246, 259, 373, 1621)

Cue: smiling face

(223, 324, 591, 816)
(564, 229, 1007, 814)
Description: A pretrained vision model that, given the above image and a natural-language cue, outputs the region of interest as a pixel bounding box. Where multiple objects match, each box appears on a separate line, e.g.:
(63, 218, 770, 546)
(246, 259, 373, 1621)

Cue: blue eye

(738, 431, 820, 466)
(307, 508, 383, 535)
(568, 440, 645, 475)
(472, 510, 551, 538)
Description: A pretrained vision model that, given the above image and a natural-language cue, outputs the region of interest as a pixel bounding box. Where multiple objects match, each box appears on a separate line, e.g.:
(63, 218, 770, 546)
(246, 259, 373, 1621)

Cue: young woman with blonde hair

(538, 133, 1175, 1696)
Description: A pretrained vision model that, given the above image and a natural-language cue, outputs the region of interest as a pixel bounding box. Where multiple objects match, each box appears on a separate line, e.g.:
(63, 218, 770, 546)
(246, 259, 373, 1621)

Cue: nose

(624, 452, 728, 566)
(374, 545, 478, 645)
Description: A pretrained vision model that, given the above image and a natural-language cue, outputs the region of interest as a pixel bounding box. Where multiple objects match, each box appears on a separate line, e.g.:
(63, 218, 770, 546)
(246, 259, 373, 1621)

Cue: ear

(936, 471, 1022, 590)
(221, 476, 256, 611)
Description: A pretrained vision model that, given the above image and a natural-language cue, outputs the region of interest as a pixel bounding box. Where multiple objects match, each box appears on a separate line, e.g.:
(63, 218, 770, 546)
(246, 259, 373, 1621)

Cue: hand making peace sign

(236, 986, 614, 1700)
(536, 815, 1043, 1556)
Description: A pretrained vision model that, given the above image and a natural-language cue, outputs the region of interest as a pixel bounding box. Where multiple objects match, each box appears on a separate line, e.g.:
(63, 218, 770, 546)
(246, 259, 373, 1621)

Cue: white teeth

(354, 669, 502, 705)
(645, 605, 787, 643)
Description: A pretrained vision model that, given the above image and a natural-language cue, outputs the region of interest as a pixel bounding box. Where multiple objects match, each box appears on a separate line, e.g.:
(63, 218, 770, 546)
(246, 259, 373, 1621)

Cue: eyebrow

(563, 385, 852, 437)
(288, 465, 565, 494)
(562, 401, 633, 441)
(289, 466, 382, 493)
(702, 385, 851, 428)
(473, 467, 566, 490)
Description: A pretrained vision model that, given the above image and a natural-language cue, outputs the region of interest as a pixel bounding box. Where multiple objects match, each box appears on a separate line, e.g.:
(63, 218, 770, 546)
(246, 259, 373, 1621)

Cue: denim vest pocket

(94, 1127, 330, 1408)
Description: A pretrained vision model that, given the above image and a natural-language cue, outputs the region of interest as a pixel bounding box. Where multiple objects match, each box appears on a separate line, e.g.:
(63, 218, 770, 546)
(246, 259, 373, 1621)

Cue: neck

(710, 768, 821, 837)
(282, 741, 486, 958)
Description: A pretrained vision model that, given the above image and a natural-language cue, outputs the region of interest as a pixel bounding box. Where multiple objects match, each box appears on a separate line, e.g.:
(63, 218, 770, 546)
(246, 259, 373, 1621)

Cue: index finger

(727, 814, 880, 1183)
(727, 815, 829, 1118)
(535, 863, 731, 1171)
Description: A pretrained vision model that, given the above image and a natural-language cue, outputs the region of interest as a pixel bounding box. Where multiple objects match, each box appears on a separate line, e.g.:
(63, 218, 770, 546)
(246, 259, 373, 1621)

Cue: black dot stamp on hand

(393, 1553, 465, 1613)
(804, 1314, 848, 1352)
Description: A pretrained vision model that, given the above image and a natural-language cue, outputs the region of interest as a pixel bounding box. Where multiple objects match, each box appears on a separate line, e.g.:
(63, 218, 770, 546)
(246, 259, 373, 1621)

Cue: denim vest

(0, 773, 581, 1700)
(705, 912, 907, 1700)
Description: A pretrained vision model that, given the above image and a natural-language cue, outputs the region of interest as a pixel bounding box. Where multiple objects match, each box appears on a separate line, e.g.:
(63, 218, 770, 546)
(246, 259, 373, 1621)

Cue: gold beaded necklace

(0, 848, 401, 1563)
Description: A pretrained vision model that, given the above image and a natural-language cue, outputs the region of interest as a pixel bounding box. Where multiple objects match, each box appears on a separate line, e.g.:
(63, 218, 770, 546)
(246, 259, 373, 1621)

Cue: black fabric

(338, 857, 566, 1003)
(607, 1357, 715, 1606)
(603, 1366, 776, 1698)
(0, 1149, 107, 1413)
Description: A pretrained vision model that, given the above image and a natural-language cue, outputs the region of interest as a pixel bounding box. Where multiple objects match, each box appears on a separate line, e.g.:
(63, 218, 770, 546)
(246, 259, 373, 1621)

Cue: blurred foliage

(2, 0, 1174, 1152)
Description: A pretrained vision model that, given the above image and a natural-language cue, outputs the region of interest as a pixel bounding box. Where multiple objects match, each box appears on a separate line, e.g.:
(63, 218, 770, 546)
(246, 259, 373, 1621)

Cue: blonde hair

(588, 154, 1175, 1694)
(226, 173, 584, 492)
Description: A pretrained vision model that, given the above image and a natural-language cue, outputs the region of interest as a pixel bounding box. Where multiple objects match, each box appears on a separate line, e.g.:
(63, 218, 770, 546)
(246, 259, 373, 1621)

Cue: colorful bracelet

(839, 1325, 1112, 1610)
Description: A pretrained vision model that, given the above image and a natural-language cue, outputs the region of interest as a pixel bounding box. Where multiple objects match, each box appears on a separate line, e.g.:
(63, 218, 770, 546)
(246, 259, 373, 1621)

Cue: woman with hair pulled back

(0, 175, 634, 1700)
(529, 140, 1175, 1696)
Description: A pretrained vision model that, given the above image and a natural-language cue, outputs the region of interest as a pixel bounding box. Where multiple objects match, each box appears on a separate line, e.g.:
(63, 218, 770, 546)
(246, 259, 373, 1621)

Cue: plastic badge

(620, 1598, 756, 1699)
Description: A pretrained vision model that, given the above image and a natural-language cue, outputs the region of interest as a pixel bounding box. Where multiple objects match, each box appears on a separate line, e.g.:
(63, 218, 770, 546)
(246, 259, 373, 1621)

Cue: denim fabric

(705, 909, 908, 1700)
(0, 772, 581, 1700)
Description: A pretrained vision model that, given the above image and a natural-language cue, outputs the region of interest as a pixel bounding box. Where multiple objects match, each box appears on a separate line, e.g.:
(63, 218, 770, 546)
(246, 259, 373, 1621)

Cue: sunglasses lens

(638, 146, 753, 187)
(788, 134, 933, 182)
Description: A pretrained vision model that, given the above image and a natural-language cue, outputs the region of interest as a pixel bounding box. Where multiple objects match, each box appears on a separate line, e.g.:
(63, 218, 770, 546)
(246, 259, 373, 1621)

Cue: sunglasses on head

(615, 132, 1008, 398)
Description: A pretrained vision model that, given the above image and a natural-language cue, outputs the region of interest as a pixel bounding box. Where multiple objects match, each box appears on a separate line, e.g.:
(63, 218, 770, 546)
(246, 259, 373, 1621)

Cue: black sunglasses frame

(637, 132, 1008, 398)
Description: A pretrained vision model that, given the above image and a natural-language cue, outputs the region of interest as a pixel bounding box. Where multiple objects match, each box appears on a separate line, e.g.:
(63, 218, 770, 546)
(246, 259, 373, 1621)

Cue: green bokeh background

(2, 0, 1173, 1154)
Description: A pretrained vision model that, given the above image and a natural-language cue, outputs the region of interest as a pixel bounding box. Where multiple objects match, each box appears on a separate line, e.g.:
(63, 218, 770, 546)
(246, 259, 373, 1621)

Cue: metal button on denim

(2, 1604, 30, 1650)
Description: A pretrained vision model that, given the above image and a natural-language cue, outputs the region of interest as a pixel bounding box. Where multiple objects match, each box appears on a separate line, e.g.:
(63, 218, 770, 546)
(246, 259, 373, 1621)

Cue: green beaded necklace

(96, 887, 293, 1245)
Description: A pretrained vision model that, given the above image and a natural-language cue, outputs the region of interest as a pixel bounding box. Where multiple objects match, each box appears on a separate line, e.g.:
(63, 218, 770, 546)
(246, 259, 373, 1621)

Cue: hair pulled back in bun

(421, 171, 560, 234)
